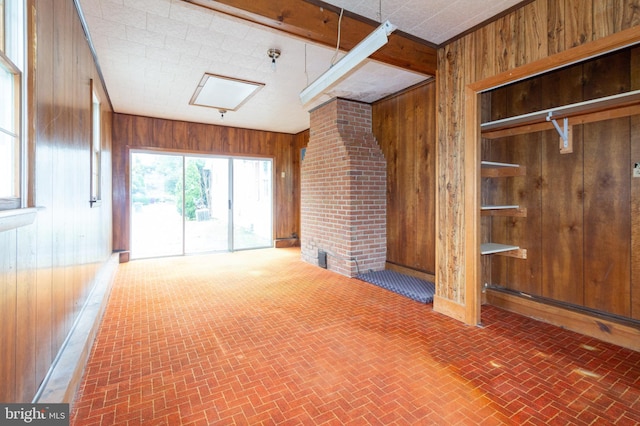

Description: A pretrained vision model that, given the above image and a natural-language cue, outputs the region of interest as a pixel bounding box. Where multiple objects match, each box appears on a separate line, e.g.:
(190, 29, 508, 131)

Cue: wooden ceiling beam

(184, 0, 437, 76)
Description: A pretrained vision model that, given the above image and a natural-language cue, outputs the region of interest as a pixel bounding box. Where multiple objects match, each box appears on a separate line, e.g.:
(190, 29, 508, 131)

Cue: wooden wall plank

(474, 22, 496, 82)
(523, 0, 548, 64)
(415, 84, 437, 273)
(401, 88, 417, 267)
(15, 224, 38, 400)
(546, 0, 565, 55)
(631, 46, 640, 320)
(112, 114, 131, 251)
(372, 82, 437, 275)
(621, 0, 640, 29)
(540, 127, 584, 304)
(583, 118, 631, 316)
(632, 114, 640, 319)
(593, 0, 618, 39)
(495, 13, 517, 74)
(0, 231, 17, 402)
(437, 40, 466, 302)
(33, 0, 55, 385)
(512, 133, 543, 296)
(565, 0, 593, 48)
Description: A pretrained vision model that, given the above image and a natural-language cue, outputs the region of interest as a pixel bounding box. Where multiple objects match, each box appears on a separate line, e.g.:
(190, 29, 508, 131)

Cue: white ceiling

(78, 0, 523, 134)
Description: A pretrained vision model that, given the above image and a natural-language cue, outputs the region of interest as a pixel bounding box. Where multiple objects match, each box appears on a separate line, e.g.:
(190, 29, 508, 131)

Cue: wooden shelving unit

(481, 161, 527, 259)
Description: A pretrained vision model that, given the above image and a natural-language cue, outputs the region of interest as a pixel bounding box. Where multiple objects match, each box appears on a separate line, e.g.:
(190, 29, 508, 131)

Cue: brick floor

(71, 248, 640, 425)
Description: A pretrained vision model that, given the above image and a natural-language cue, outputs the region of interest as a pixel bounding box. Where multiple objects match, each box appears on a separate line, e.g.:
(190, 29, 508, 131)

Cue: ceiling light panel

(190, 73, 265, 111)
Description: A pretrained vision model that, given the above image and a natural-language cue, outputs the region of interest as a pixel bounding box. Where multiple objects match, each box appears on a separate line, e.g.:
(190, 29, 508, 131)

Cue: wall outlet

(634, 163, 640, 178)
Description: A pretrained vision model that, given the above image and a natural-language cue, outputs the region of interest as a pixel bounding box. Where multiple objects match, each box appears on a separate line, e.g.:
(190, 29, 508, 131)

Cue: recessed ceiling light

(190, 73, 265, 111)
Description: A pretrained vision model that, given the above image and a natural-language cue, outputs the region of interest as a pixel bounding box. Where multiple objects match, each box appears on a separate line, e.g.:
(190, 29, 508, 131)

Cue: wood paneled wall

(373, 81, 437, 275)
(112, 114, 306, 252)
(0, 0, 113, 402)
(436, 0, 640, 322)
(484, 48, 638, 319)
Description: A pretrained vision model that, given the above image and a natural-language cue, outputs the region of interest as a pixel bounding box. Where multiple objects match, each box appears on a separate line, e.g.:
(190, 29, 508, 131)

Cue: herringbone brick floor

(71, 248, 640, 425)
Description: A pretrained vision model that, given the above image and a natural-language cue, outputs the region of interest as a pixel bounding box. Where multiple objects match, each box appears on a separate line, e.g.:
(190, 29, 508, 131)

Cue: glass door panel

(184, 157, 229, 253)
(130, 152, 183, 259)
(232, 158, 273, 250)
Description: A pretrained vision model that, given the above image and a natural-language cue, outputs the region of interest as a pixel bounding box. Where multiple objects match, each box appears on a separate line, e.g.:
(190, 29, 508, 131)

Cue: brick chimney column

(301, 98, 386, 277)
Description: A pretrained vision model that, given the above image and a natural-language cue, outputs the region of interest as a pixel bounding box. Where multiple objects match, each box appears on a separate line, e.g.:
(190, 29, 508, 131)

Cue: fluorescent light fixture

(299, 20, 397, 105)
(190, 73, 264, 111)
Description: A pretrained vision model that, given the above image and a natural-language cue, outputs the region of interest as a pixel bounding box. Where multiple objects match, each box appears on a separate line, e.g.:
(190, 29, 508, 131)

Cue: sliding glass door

(130, 152, 184, 258)
(130, 152, 273, 259)
(232, 159, 273, 250)
(184, 157, 229, 254)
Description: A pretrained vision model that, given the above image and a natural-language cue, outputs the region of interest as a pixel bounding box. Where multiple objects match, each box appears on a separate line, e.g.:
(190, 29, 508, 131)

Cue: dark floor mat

(356, 270, 435, 303)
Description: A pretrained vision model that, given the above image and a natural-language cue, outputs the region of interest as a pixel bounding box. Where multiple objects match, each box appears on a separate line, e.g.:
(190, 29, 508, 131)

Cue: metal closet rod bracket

(546, 112, 573, 154)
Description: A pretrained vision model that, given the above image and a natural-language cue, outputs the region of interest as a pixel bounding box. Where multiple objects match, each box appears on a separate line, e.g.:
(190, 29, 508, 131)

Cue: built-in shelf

(481, 161, 526, 178)
(481, 161, 528, 259)
(481, 205, 527, 217)
(481, 243, 519, 254)
(481, 204, 519, 210)
(481, 160, 518, 168)
(481, 243, 527, 259)
(480, 89, 640, 134)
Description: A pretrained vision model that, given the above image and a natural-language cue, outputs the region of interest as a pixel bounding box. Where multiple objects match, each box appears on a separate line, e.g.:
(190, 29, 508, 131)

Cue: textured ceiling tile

(208, 15, 251, 39)
(220, 36, 259, 56)
(124, 0, 170, 17)
(386, 5, 426, 30)
(227, 53, 264, 71)
(79, 0, 102, 17)
(186, 25, 224, 48)
(107, 35, 146, 56)
(101, 3, 147, 29)
(198, 46, 234, 63)
(126, 26, 165, 48)
(146, 13, 189, 39)
(168, 1, 213, 28)
(146, 46, 182, 64)
(165, 36, 202, 57)
(84, 15, 127, 39)
(178, 53, 213, 70)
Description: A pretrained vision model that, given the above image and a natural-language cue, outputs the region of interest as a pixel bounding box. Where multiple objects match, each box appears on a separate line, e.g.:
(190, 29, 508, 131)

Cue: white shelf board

(481, 160, 519, 168)
(481, 205, 519, 210)
(481, 243, 520, 255)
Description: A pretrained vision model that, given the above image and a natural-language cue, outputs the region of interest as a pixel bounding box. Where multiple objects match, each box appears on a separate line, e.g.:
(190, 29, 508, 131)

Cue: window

(0, 0, 25, 211)
(90, 80, 101, 206)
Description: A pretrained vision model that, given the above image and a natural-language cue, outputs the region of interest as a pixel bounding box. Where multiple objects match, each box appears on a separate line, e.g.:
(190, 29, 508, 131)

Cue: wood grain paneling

(373, 81, 436, 275)
(0, 231, 17, 401)
(565, 0, 592, 48)
(0, 0, 113, 403)
(632, 115, 640, 320)
(583, 118, 631, 316)
(632, 47, 640, 320)
(540, 127, 584, 304)
(112, 114, 302, 252)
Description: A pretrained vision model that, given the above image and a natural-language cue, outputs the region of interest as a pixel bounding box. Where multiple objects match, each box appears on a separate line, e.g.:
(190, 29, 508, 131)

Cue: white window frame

(0, 0, 26, 212)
